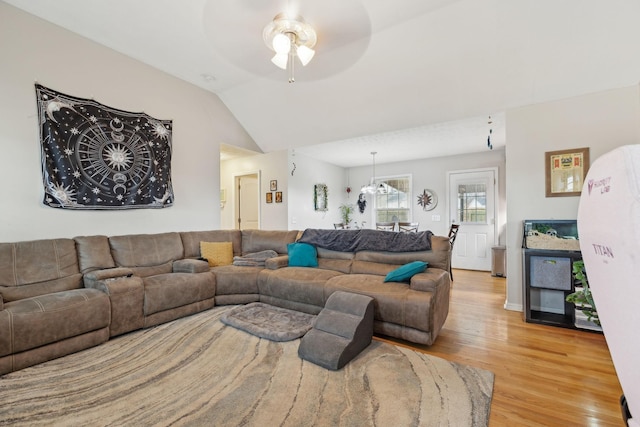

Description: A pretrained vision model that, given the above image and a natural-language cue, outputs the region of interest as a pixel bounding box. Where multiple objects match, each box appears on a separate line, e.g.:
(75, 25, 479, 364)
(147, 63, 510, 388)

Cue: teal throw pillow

(384, 261, 428, 283)
(287, 242, 318, 267)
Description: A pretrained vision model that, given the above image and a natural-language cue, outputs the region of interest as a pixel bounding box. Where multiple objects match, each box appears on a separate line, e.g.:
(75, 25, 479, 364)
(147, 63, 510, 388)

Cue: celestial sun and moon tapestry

(35, 84, 174, 209)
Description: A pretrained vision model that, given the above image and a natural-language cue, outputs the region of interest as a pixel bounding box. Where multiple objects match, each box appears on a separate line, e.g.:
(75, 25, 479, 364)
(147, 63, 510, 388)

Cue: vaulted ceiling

(6, 0, 640, 166)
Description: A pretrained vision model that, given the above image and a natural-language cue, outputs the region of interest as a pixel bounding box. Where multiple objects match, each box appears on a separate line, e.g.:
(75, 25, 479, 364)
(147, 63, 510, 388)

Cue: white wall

(347, 149, 507, 238)
(287, 152, 348, 230)
(221, 148, 506, 237)
(0, 3, 259, 242)
(220, 150, 289, 230)
(505, 85, 640, 311)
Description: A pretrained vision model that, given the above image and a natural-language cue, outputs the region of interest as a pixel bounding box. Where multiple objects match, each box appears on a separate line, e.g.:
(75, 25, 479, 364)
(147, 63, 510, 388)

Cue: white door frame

(232, 170, 261, 230)
(446, 167, 499, 269)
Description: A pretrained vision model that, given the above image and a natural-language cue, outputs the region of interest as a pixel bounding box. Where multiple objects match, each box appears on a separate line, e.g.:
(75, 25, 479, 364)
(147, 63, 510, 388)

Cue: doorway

(447, 168, 498, 271)
(234, 172, 260, 230)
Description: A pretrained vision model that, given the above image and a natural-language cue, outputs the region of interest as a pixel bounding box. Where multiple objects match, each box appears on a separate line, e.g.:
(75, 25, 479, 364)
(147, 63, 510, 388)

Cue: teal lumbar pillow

(384, 261, 428, 282)
(287, 242, 319, 267)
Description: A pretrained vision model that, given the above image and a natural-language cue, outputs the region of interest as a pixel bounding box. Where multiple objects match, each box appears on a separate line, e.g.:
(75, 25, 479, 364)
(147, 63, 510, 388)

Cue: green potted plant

(338, 204, 354, 228)
(566, 259, 600, 328)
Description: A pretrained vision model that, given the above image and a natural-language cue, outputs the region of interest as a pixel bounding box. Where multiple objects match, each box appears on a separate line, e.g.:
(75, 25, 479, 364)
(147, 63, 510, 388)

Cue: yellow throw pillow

(200, 241, 233, 267)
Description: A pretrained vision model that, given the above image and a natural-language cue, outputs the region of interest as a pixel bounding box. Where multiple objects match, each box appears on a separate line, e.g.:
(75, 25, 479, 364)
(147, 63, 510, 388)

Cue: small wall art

(545, 147, 590, 197)
(266, 192, 273, 203)
(417, 189, 438, 211)
(270, 180, 277, 191)
(275, 191, 283, 203)
(314, 184, 328, 211)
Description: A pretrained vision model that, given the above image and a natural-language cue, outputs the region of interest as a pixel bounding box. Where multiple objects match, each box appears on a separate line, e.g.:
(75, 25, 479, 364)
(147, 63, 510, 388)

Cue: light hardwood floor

(375, 269, 625, 427)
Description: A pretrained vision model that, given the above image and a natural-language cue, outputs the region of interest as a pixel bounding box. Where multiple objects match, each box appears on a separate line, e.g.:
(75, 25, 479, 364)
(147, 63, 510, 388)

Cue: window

(375, 176, 411, 222)
(457, 183, 486, 223)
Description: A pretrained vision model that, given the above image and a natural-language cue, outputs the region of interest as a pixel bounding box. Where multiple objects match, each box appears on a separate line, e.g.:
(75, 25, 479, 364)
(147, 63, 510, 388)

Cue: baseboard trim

(504, 301, 523, 312)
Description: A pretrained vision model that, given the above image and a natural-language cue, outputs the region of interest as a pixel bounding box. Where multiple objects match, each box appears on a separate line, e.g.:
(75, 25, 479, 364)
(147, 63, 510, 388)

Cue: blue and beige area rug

(0, 306, 494, 426)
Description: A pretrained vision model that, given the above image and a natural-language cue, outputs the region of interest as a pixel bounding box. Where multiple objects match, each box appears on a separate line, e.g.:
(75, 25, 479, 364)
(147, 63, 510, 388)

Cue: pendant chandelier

(361, 152, 385, 194)
(263, 13, 317, 83)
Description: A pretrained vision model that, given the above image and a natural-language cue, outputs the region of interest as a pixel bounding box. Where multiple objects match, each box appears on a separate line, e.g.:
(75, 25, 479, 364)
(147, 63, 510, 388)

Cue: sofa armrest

(84, 268, 136, 296)
(83, 269, 144, 337)
(173, 259, 210, 273)
(411, 268, 451, 341)
(265, 255, 289, 270)
(83, 267, 134, 288)
(409, 269, 449, 292)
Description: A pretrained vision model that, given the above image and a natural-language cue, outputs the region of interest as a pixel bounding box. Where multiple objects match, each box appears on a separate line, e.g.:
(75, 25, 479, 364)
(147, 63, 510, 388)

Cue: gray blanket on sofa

(298, 229, 433, 252)
(233, 250, 278, 267)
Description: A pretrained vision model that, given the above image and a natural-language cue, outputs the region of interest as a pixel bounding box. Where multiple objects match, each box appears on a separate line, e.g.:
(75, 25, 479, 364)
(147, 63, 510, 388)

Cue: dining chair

(447, 224, 460, 280)
(333, 223, 346, 229)
(376, 222, 395, 231)
(398, 222, 419, 232)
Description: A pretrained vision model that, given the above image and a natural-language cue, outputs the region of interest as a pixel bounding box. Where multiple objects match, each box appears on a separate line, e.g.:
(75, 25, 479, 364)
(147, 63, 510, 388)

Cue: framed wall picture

(545, 147, 590, 197)
(275, 191, 283, 203)
(270, 180, 277, 191)
(220, 189, 226, 208)
(314, 184, 328, 211)
(266, 192, 273, 203)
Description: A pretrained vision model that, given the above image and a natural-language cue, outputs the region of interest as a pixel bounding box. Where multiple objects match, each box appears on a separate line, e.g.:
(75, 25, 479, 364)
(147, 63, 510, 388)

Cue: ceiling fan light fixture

(296, 45, 315, 66)
(263, 13, 317, 82)
(271, 53, 289, 70)
(272, 33, 291, 54)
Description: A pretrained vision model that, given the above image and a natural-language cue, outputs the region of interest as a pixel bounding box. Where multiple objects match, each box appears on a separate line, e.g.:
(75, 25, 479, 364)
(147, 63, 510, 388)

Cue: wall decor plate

(418, 189, 437, 211)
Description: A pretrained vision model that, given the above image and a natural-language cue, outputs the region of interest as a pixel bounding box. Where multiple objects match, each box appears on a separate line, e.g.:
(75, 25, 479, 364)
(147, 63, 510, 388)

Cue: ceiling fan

(202, 0, 372, 82)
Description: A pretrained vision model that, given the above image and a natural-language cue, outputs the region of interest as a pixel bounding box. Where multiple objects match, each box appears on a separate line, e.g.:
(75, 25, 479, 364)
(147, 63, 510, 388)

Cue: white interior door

(235, 173, 259, 230)
(448, 168, 497, 271)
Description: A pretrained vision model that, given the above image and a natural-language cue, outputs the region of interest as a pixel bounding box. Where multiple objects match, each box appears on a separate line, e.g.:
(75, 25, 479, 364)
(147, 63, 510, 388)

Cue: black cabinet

(523, 249, 582, 328)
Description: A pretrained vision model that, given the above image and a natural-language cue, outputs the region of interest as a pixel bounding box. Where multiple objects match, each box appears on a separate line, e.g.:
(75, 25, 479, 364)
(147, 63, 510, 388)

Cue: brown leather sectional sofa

(0, 229, 451, 375)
